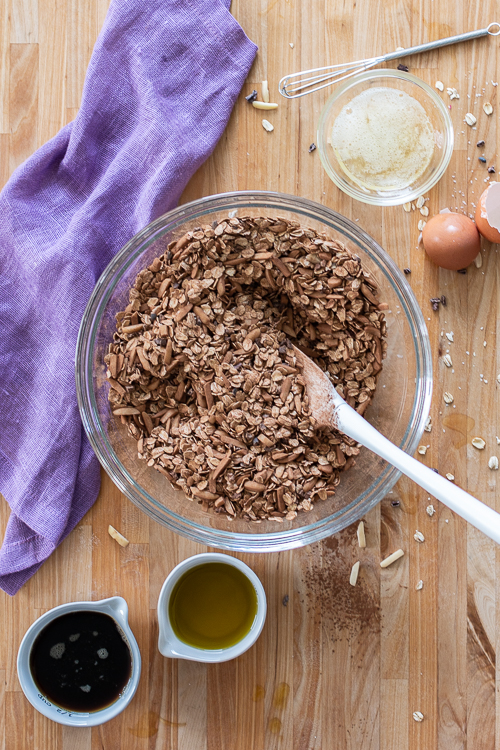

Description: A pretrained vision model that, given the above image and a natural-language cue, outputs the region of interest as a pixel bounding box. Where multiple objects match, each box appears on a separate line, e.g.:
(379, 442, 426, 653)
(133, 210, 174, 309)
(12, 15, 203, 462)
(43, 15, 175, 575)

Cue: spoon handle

(336, 403, 500, 544)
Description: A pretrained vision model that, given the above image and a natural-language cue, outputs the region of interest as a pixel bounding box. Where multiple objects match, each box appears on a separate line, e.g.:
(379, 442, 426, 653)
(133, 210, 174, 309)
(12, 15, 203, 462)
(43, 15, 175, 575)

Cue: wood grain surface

(1, 0, 499, 748)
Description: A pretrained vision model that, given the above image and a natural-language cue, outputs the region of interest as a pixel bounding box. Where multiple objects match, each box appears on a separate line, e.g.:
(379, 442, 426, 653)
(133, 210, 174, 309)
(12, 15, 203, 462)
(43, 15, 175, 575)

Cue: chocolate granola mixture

(105, 216, 387, 522)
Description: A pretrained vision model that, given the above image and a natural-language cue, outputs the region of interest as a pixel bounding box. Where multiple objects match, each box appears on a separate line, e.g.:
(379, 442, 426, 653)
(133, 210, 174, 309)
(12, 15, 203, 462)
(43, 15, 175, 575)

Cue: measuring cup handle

(383, 24, 499, 63)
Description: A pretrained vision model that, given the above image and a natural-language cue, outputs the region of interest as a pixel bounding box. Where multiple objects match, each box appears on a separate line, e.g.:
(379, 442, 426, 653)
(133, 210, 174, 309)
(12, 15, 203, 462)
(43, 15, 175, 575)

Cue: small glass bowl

(76, 191, 432, 552)
(317, 69, 454, 206)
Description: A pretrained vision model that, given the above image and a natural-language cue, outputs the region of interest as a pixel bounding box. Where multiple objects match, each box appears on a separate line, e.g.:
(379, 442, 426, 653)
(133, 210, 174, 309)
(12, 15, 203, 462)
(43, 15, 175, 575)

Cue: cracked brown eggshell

(422, 212, 481, 270)
(475, 182, 500, 243)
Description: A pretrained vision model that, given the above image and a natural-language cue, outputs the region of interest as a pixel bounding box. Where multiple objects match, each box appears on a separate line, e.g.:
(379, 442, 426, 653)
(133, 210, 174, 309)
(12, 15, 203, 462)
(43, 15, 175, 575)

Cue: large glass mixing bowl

(76, 191, 432, 551)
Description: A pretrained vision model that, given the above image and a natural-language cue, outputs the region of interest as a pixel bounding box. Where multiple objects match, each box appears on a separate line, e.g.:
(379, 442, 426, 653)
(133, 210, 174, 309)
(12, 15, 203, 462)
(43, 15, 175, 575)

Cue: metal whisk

(279, 22, 500, 99)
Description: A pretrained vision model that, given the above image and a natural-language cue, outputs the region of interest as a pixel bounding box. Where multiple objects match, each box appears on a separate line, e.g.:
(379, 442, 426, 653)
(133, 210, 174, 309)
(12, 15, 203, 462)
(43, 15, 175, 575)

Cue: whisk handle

(383, 22, 500, 62)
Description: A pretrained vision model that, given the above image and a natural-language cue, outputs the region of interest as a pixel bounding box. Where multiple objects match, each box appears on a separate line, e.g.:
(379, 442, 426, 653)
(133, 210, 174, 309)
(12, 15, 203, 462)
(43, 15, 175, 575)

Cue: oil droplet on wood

(252, 684, 265, 702)
(128, 711, 186, 738)
(269, 717, 282, 734)
(273, 682, 290, 709)
(442, 413, 475, 448)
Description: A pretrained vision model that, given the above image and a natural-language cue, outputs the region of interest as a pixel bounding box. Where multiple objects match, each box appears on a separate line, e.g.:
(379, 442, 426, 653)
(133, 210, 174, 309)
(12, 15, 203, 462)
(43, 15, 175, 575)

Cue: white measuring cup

(17, 596, 141, 727)
(157, 553, 267, 663)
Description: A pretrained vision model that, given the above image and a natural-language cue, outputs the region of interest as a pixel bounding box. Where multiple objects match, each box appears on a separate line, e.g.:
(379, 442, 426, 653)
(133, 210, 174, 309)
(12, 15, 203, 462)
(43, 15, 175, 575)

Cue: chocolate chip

(440, 295, 447, 306)
(403, 268, 411, 275)
(282, 595, 289, 607)
(488, 166, 496, 174)
(308, 143, 317, 152)
(391, 500, 400, 507)
(457, 268, 467, 274)
(397, 64, 409, 72)
(477, 140, 485, 147)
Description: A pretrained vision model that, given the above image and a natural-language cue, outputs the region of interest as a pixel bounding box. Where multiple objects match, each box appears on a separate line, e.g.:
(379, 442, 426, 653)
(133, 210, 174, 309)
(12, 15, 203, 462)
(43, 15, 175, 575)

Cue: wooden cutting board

(1, 1, 499, 748)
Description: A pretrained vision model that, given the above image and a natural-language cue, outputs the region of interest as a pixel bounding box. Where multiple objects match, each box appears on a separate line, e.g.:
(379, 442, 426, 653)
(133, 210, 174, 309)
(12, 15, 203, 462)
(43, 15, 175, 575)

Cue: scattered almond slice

(262, 80, 270, 103)
(350, 561, 360, 586)
(252, 101, 278, 110)
(108, 525, 129, 547)
(357, 521, 366, 548)
(380, 548, 404, 568)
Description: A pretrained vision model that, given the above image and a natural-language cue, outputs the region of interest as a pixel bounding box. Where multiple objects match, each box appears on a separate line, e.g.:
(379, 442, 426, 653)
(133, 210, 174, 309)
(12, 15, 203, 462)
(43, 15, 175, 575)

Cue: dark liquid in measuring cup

(29, 611, 132, 712)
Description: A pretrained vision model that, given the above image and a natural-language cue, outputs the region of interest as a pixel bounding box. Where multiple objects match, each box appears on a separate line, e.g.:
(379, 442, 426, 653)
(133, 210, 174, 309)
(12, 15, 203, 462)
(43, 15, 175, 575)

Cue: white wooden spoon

(293, 345, 500, 544)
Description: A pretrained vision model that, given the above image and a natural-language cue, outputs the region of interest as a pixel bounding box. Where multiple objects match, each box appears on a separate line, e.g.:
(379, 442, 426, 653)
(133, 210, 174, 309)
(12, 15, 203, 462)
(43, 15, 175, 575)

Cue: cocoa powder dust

(303, 524, 380, 637)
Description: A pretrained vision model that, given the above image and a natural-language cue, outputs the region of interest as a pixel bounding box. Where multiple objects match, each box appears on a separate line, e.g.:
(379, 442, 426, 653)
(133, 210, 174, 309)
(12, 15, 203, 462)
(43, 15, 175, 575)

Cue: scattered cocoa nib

(488, 166, 496, 174)
(391, 500, 400, 507)
(282, 595, 289, 607)
(457, 268, 467, 274)
(309, 143, 317, 152)
(476, 140, 485, 147)
(440, 295, 446, 306)
(245, 89, 258, 102)
(403, 268, 411, 275)
(105, 217, 387, 524)
(430, 297, 441, 311)
(397, 63, 409, 72)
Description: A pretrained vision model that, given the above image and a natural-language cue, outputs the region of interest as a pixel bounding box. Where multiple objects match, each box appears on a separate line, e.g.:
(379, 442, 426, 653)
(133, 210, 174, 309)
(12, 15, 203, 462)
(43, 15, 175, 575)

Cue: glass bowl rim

(76, 190, 432, 552)
(316, 68, 454, 206)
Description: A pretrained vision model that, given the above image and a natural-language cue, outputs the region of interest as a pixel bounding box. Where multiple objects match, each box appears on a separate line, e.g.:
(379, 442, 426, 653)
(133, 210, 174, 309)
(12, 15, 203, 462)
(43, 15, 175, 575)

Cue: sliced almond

(253, 101, 278, 110)
(380, 548, 404, 568)
(357, 521, 366, 548)
(261, 80, 270, 103)
(349, 561, 360, 586)
(108, 525, 130, 547)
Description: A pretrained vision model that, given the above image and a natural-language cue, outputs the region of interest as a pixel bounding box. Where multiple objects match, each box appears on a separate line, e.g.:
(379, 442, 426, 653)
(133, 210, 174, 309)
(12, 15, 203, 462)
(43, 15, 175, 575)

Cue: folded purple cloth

(0, 0, 256, 595)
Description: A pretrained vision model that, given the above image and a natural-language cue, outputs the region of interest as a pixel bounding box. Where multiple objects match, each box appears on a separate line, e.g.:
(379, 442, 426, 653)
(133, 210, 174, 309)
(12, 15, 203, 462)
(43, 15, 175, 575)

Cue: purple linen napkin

(0, 0, 256, 595)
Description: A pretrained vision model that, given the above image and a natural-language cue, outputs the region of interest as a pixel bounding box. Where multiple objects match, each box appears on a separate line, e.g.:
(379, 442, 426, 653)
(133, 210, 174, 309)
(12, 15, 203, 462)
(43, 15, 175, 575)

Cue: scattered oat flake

(473, 253, 483, 268)
(350, 561, 360, 586)
(447, 87, 459, 99)
(426, 504, 435, 516)
(289, 42, 294, 48)
(416, 196, 425, 209)
(471, 437, 486, 450)
(357, 521, 366, 548)
(418, 445, 427, 455)
(443, 392, 454, 404)
(416, 580, 424, 590)
(413, 711, 424, 722)
(488, 456, 499, 470)
(417, 219, 427, 231)
(442, 354, 452, 367)
(464, 112, 477, 126)
(420, 205, 429, 217)
(380, 549, 405, 568)
(414, 530, 425, 542)
(445, 331, 454, 342)
(403, 202, 412, 212)
(435, 81, 444, 91)
(262, 119, 274, 132)
(424, 416, 432, 432)
(445, 473, 455, 481)
(483, 101, 493, 115)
